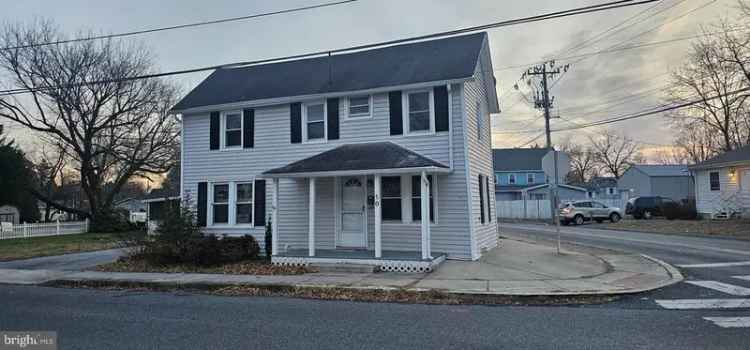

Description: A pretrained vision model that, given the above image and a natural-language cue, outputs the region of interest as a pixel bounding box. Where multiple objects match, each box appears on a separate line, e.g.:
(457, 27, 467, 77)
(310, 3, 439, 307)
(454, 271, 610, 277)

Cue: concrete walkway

(0, 239, 682, 295)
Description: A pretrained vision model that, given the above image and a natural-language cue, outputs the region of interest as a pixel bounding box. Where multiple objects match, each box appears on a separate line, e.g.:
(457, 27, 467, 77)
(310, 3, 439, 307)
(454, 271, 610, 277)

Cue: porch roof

(263, 142, 450, 178)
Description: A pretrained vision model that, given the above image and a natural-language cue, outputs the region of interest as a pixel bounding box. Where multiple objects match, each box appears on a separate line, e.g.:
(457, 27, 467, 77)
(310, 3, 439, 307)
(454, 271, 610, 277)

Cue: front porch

(274, 249, 447, 273)
(264, 142, 451, 273)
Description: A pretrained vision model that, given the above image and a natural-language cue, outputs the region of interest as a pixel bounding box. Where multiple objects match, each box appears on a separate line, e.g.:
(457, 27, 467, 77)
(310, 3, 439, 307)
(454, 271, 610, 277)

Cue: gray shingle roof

(143, 187, 180, 201)
(631, 164, 690, 177)
(492, 148, 552, 171)
(263, 142, 448, 175)
(172, 33, 487, 111)
(690, 145, 750, 170)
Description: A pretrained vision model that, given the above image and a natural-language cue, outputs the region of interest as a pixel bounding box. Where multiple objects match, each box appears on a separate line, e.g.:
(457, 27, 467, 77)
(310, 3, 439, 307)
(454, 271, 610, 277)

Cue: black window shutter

(434, 85, 449, 132)
(254, 179, 266, 227)
(243, 109, 254, 148)
(326, 98, 340, 140)
(388, 91, 403, 135)
(486, 176, 492, 223)
(478, 175, 485, 224)
(290, 103, 302, 143)
(197, 182, 207, 227)
(209, 112, 220, 150)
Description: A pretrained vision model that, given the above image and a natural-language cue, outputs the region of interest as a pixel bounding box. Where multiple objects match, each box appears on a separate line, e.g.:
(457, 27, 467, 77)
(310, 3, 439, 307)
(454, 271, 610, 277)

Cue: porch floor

(278, 249, 446, 262)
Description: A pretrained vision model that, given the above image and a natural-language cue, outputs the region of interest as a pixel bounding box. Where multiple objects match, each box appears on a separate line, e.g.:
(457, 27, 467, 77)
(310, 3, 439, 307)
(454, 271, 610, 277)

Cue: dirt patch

(46, 279, 619, 306)
(94, 257, 315, 275)
(596, 218, 750, 239)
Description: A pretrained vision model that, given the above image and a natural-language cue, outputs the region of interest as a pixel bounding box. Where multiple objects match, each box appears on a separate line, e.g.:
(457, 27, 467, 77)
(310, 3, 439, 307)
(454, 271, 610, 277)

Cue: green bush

(129, 201, 260, 266)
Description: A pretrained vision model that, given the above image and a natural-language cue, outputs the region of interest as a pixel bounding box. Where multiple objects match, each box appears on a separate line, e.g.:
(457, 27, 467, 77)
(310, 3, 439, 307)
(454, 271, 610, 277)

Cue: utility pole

(523, 61, 569, 254)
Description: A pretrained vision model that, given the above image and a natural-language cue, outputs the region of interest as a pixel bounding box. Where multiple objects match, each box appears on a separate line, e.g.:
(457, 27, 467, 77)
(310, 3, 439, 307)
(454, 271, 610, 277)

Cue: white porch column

(271, 178, 279, 256)
(374, 175, 382, 258)
(308, 177, 316, 257)
(420, 171, 432, 260)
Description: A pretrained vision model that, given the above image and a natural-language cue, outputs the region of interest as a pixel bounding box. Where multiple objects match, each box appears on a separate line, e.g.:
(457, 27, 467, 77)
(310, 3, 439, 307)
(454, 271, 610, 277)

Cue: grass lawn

(0, 232, 125, 261)
(597, 218, 750, 239)
(95, 257, 313, 275)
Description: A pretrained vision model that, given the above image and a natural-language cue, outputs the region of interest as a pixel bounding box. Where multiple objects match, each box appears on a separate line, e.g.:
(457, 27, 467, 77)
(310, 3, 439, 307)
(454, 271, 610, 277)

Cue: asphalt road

(0, 284, 748, 350)
(1, 224, 748, 349)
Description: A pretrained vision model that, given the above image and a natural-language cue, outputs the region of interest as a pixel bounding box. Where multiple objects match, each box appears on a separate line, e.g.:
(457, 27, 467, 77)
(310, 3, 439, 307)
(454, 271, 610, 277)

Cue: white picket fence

(0, 219, 89, 240)
(497, 199, 628, 220)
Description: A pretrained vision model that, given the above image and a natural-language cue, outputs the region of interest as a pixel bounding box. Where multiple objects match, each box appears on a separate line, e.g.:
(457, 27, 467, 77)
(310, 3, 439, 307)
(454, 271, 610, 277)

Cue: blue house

(493, 148, 586, 201)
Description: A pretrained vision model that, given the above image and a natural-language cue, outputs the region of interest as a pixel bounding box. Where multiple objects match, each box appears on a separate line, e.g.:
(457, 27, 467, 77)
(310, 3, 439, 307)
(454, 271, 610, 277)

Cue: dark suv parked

(625, 196, 678, 219)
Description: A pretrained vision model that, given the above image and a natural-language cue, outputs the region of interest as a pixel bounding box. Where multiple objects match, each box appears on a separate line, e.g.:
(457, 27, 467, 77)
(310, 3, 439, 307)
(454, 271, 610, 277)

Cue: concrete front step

(311, 263, 377, 274)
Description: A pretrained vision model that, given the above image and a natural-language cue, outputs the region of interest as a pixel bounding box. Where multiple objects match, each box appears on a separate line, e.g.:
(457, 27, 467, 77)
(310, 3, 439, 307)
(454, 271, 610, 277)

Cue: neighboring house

(581, 177, 629, 200)
(142, 188, 180, 233)
(493, 148, 585, 201)
(618, 164, 694, 201)
(0, 205, 20, 224)
(115, 198, 147, 214)
(170, 33, 499, 270)
(689, 145, 750, 218)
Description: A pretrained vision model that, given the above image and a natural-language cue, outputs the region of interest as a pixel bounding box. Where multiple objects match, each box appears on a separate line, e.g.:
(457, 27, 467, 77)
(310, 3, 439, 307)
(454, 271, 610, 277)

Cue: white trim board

(733, 275, 750, 282)
(655, 299, 750, 309)
(685, 280, 750, 296)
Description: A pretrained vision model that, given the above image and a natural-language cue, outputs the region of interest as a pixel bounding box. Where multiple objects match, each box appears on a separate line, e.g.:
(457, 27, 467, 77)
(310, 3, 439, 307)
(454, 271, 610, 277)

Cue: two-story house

(171, 33, 499, 272)
(493, 148, 585, 202)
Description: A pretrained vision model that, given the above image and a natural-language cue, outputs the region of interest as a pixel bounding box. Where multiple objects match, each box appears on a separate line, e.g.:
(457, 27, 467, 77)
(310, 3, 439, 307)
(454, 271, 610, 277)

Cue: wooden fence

(0, 220, 89, 240)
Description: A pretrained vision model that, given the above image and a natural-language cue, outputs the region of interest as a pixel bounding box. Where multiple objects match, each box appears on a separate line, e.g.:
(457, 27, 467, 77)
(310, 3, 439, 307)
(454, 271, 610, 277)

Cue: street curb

(639, 254, 684, 284)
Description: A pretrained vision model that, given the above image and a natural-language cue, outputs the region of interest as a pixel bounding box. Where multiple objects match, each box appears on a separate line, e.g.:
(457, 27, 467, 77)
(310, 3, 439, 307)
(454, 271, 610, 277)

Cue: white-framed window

(508, 174, 516, 185)
(527, 173, 535, 184)
(495, 174, 501, 184)
(221, 111, 243, 149)
(212, 183, 230, 224)
(403, 89, 434, 134)
(346, 95, 372, 119)
(607, 187, 615, 195)
(302, 101, 326, 142)
(209, 181, 256, 226)
(710, 171, 720, 191)
(235, 182, 254, 224)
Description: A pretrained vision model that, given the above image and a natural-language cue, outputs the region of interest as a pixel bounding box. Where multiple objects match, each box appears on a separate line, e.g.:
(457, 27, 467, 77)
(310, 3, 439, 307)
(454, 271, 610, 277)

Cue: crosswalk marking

(678, 261, 750, 268)
(685, 281, 750, 296)
(655, 299, 750, 309)
(733, 275, 750, 282)
(703, 317, 750, 328)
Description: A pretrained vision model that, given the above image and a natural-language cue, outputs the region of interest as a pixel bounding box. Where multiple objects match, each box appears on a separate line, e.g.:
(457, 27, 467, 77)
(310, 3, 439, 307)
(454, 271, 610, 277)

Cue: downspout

(447, 84, 454, 170)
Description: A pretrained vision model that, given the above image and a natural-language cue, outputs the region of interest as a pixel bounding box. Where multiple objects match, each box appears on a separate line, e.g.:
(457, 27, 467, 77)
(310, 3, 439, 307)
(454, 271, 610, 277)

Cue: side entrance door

(338, 177, 367, 248)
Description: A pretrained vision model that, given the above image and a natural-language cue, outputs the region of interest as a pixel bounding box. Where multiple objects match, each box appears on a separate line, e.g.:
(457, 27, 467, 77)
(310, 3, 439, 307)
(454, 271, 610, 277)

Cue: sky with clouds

(0, 0, 741, 155)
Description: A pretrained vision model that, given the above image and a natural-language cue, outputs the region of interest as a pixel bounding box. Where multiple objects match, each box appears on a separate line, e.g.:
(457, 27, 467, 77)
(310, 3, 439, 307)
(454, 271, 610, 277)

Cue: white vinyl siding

(182, 85, 473, 258)
(463, 36, 498, 257)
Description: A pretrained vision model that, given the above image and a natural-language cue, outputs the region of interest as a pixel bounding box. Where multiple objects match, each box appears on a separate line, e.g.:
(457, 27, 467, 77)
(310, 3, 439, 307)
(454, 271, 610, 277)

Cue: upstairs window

(382, 177, 402, 221)
(508, 174, 516, 185)
(222, 111, 242, 148)
(212, 184, 229, 224)
(710, 171, 720, 191)
(347, 95, 371, 118)
(527, 173, 535, 184)
(303, 102, 326, 141)
(405, 90, 432, 133)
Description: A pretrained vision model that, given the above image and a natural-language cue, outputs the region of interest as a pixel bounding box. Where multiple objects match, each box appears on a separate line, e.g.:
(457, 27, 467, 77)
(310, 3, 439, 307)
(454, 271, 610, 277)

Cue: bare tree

(666, 17, 750, 154)
(558, 139, 598, 184)
(31, 144, 67, 221)
(0, 21, 180, 226)
(588, 131, 640, 179)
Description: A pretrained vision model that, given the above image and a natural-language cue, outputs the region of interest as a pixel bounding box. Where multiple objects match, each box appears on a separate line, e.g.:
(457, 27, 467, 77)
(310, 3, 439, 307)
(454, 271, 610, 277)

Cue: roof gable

(492, 148, 552, 171)
(172, 33, 487, 111)
(631, 164, 690, 177)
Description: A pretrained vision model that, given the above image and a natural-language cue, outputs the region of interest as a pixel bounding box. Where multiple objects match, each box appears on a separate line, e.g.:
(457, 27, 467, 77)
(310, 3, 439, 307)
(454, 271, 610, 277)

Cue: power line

(0, 0, 359, 51)
(0, 0, 660, 98)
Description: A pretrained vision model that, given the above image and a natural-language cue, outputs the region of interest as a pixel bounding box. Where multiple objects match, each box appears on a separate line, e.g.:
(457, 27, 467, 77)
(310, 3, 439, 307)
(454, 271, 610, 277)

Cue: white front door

(338, 177, 366, 248)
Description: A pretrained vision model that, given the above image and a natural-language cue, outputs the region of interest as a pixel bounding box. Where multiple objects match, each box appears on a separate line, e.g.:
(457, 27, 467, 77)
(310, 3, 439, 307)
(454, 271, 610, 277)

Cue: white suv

(559, 200, 623, 226)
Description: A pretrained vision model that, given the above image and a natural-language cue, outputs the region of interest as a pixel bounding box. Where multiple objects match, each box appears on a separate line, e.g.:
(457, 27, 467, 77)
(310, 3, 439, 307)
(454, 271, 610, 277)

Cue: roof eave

(689, 159, 750, 171)
(171, 77, 474, 114)
(262, 166, 452, 179)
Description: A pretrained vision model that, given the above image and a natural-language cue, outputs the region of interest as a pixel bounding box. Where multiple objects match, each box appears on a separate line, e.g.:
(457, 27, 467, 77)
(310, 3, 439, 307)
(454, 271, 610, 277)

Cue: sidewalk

(0, 239, 682, 296)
